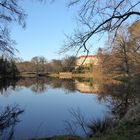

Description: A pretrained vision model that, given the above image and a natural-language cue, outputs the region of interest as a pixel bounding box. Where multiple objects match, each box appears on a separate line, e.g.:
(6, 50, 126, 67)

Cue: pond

(0, 77, 112, 139)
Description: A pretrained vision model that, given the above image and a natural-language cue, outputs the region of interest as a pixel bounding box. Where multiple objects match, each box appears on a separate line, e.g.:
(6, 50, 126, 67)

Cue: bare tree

(63, 0, 140, 54)
(61, 56, 76, 72)
(99, 25, 140, 77)
(50, 59, 63, 73)
(31, 56, 47, 74)
(0, 0, 47, 56)
(0, 0, 26, 56)
(108, 27, 131, 77)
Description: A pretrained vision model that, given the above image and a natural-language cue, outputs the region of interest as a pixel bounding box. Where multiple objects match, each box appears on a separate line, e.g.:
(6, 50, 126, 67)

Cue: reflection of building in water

(75, 80, 99, 93)
(59, 72, 72, 79)
(76, 55, 98, 67)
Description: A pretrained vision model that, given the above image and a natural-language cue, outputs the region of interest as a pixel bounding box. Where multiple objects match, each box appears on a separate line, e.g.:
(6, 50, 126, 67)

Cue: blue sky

(11, 1, 104, 61)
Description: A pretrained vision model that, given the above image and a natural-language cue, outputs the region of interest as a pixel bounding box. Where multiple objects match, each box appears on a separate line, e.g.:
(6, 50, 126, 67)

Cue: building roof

(77, 55, 97, 59)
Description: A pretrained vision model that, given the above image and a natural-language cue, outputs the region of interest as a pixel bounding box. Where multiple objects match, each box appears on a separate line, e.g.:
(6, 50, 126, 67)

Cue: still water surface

(0, 77, 111, 139)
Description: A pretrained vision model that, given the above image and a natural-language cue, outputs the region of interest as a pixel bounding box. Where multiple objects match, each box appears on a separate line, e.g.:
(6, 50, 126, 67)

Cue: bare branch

(63, 0, 140, 54)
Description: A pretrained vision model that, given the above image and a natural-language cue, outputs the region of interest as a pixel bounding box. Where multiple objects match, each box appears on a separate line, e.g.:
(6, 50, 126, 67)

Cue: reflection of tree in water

(18, 77, 76, 94)
(0, 104, 24, 140)
(62, 79, 76, 93)
(50, 78, 62, 88)
(113, 82, 140, 119)
(0, 77, 76, 95)
(50, 78, 76, 93)
(31, 78, 48, 94)
(0, 78, 18, 97)
(94, 77, 140, 120)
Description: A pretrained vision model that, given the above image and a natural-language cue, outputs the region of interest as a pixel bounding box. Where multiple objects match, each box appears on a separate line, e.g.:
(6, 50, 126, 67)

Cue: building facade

(76, 55, 98, 67)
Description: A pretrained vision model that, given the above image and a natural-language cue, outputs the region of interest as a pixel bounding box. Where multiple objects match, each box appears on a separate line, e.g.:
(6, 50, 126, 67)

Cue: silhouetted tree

(0, 57, 19, 78)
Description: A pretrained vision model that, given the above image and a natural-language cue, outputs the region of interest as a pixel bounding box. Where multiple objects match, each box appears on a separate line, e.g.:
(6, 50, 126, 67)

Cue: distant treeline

(0, 55, 76, 78)
(16, 56, 76, 74)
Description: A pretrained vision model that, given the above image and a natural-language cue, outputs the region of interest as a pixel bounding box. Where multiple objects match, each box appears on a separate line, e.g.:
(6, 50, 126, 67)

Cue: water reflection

(0, 77, 77, 95)
(93, 77, 140, 120)
(64, 77, 140, 137)
(0, 79, 18, 97)
(1, 77, 140, 117)
(0, 77, 109, 138)
(75, 79, 99, 93)
(0, 77, 98, 95)
(0, 77, 139, 138)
